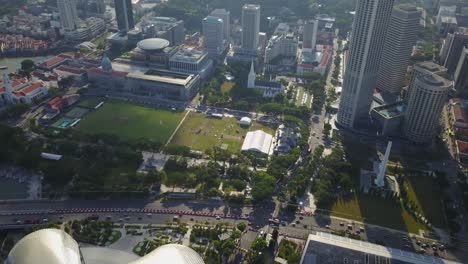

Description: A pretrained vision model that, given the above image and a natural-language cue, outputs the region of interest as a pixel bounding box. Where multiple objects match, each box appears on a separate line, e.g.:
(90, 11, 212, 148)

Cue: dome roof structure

(6, 229, 81, 264)
(130, 244, 205, 264)
(101, 55, 113, 73)
(136, 38, 170, 52)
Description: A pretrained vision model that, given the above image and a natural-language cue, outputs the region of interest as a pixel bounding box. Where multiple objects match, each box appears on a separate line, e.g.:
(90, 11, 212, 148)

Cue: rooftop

(170, 48, 207, 63)
(137, 38, 170, 51)
(241, 130, 273, 155)
(127, 69, 197, 86)
(301, 232, 461, 264)
(372, 102, 406, 119)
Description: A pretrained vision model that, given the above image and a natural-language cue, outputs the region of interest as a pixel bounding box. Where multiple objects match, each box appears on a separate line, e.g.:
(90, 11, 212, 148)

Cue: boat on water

(0, 65, 8, 70)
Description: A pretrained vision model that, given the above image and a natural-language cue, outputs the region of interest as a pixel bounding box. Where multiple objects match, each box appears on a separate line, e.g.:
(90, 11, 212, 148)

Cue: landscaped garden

(170, 112, 275, 152)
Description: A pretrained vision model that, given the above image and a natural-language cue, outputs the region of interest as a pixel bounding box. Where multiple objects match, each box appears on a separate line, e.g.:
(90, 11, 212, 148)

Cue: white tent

(241, 130, 273, 155)
(239, 117, 252, 126)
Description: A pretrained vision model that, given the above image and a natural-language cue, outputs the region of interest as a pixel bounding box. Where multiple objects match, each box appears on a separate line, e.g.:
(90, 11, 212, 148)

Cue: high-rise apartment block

(114, 0, 134, 33)
(376, 4, 421, 95)
(57, 0, 79, 31)
(337, 0, 395, 129)
(202, 16, 224, 59)
(241, 4, 260, 53)
(210, 9, 230, 41)
(404, 62, 451, 143)
(302, 20, 318, 50)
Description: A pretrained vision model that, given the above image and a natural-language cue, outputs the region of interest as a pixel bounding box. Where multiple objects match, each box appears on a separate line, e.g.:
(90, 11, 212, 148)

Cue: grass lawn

(320, 193, 427, 234)
(78, 97, 105, 109)
(294, 87, 304, 106)
(405, 177, 446, 228)
(76, 100, 185, 143)
(0, 178, 28, 199)
(170, 112, 276, 152)
(221, 81, 235, 94)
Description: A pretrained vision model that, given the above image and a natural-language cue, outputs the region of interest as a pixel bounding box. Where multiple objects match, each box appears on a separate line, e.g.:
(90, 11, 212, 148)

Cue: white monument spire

(375, 141, 392, 187)
(247, 60, 256, 89)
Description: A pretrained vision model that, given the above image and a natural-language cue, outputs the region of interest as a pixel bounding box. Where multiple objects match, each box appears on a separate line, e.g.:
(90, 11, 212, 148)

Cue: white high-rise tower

(337, 0, 395, 129)
(241, 4, 260, 53)
(57, 0, 79, 31)
(376, 4, 421, 95)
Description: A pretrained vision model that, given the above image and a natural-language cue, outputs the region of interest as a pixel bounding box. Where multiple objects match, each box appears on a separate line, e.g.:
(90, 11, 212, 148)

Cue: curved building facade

(7, 229, 205, 264)
(403, 72, 451, 143)
(6, 229, 81, 264)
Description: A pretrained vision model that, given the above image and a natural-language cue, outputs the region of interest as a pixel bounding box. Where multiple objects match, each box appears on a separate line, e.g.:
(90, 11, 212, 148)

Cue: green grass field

(76, 100, 185, 143)
(78, 97, 105, 109)
(170, 112, 276, 152)
(319, 193, 427, 234)
(405, 177, 446, 228)
(64, 107, 89, 118)
(0, 178, 28, 200)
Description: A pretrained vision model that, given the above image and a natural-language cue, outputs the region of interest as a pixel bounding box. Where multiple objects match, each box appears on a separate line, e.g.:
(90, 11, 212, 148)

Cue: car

(296, 220, 300, 224)
(137, 217, 142, 220)
(303, 225, 308, 229)
(347, 224, 353, 230)
(339, 222, 344, 226)
(292, 223, 296, 227)
(106, 215, 112, 220)
(299, 216, 303, 220)
(146, 213, 152, 217)
(216, 216, 221, 220)
(281, 221, 287, 226)
(42, 218, 49, 223)
(325, 225, 330, 229)
(190, 218, 194, 221)
(359, 227, 365, 232)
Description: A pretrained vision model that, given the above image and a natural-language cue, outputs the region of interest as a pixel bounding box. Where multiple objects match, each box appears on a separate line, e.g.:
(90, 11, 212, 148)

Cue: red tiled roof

(453, 105, 467, 123)
(48, 97, 61, 106)
(40, 56, 67, 68)
(13, 82, 43, 96)
(457, 140, 468, 154)
(56, 65, 86, 75)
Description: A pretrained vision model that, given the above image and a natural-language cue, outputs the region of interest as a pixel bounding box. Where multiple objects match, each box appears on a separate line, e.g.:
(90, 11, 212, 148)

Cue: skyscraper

(337, 0, 395, 129)
(210, 9, 230, 41)
(202, 16, 224, 59)
(114, 0, 134, 33)
(404, 65, 451, 143)
(302, 20, 318, 50)
(454, 46, 468, 96)
(443, 27, 468, 74)
(57, 0, 79, 31)
(241, 4, 260, 53)
(376, 4, 421, 95)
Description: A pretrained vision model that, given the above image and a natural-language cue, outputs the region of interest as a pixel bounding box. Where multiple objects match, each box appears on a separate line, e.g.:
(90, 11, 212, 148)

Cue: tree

(272, 229, 279, 241)
(237, 222, 247, 232)
(20, 59, 35, 76)
(251, 172, 276, 201)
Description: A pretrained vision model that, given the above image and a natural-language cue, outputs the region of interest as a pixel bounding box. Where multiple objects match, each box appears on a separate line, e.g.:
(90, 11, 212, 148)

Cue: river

(0, 56, 54, 74)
